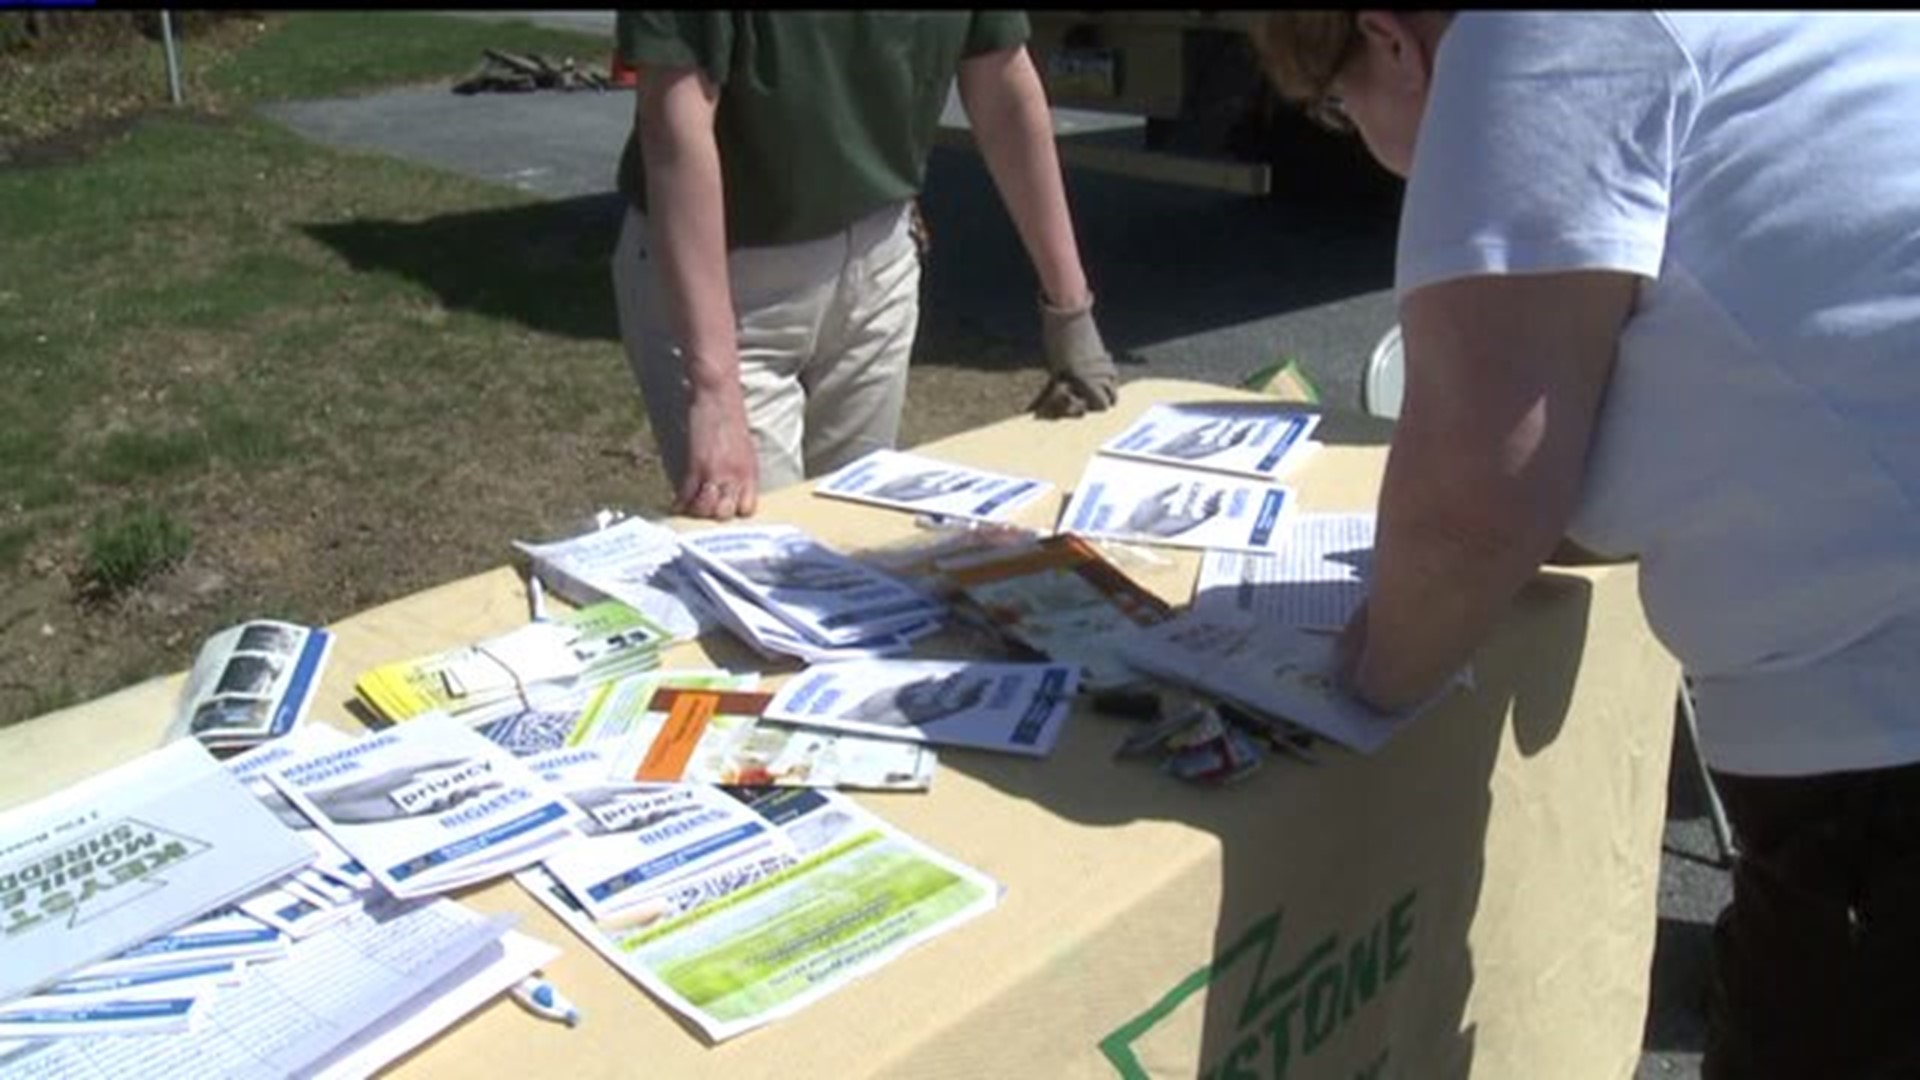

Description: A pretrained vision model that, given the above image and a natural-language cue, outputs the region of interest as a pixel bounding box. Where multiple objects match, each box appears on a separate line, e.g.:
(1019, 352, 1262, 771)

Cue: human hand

(676, 383, 758, 521)
(1030, 294, 1119, 419)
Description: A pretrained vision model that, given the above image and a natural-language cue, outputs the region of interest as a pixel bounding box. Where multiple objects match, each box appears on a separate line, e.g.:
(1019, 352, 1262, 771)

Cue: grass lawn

(0, 12, 1039, 727)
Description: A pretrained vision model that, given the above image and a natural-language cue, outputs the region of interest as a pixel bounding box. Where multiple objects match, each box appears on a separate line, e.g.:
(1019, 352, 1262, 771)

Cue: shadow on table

(938, 570, 1590, 1078)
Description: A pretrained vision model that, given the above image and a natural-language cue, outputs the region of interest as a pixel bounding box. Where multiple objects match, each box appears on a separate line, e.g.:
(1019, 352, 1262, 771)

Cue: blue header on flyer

(388, 800, 568, 881)
(268, 629, 333, 737)
(1254, 416, 1308, 472)
(1250, 489, 1289, 547)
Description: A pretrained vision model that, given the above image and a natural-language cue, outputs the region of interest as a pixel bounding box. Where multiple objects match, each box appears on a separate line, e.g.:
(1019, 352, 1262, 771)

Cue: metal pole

(159, 11, 183, 105)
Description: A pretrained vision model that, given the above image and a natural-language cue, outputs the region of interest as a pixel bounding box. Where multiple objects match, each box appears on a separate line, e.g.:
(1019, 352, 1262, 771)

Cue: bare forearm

(960, 51, 1090, 308)
(638, 102, 738, 391)
(1356, 421, 1570, 707)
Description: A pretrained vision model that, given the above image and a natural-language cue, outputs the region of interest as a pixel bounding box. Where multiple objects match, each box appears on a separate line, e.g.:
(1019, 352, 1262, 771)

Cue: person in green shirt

(611, 12, 1119, 521)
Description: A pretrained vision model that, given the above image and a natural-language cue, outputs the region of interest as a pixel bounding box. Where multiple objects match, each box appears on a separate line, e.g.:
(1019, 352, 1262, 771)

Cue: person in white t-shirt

(1254, 12, 1920, 1078)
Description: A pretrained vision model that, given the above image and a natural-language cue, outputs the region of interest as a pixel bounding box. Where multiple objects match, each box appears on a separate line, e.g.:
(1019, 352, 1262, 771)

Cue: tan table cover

(0, 379, 1678, 1080)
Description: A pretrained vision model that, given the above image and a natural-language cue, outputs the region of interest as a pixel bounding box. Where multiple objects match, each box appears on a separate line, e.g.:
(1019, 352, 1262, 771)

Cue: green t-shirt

(615, 11, 1030, 248)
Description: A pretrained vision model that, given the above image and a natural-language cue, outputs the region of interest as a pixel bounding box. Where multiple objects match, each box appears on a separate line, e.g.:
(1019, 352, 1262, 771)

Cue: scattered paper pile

(675, 524, 948, 663)
(354, 599, 671, 726)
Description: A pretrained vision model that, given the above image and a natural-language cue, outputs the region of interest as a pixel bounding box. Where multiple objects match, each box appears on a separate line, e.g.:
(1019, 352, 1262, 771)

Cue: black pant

(1703, 760, 1920, 1080)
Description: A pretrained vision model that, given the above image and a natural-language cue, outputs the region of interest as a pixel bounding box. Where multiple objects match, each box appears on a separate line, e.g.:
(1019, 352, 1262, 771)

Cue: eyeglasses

(1305, 92, 1352, 134)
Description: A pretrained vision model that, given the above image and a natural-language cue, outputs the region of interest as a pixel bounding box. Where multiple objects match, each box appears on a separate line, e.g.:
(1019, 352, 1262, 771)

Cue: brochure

(1192, 512, 1376, 630)
(813, 448, 1054, 523)
(473, 669, 755, 758)
(0, 739, 312, 1005)
(590, 682, 939, 791)
(764, 659, 1080, 758)
(0, 896, 534, 1080)
(1117, 611, 1456, 754)
(677, 525, 947, 647)
(266, 713, 582, 899)
(1098, 402, 1321, 479)
(680, 560, 927, 664)
(519, 786, 1000, 1042)
(353, 599, 670, 726)
(529, 747, 796, 924)
(513, 515, 719, 644)
(1058, 454, 1296, 554)
(939, 533, 1174, 690)
(166, 620, 335, 755)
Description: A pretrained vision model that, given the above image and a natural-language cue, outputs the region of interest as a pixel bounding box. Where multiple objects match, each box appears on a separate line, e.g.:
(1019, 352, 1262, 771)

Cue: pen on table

(527, 573, 548, 624)
(510, 974, 581, 1027)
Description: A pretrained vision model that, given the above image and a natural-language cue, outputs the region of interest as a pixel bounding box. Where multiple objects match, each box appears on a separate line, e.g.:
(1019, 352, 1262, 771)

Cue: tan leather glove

(1030, 294, 1119, 419)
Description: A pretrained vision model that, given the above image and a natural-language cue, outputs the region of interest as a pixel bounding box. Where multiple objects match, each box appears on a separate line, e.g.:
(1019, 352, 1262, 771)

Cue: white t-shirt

(1398, 12, 1920, 776)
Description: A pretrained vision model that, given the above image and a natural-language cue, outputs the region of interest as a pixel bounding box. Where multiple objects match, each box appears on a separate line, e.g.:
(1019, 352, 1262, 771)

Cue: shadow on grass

(300, 192, 628, 342)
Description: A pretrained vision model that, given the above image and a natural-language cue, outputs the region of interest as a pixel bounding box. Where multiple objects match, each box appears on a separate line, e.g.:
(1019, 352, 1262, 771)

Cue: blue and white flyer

(266, 713, 581, 899)
(677, 525, 946, 647)
(1097, 402, 1320, 480)
(813, 448, 1054, 523)
(0, 740, 311, 1006)
(764, 659, 1080, 758)
(528, 746, 797, 925)
(1059, 454, 1296, 554)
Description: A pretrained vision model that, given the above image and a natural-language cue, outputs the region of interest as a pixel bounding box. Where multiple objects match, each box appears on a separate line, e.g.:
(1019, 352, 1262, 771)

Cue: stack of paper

(353, 599, 671, 726)
(224, 728, 380, 939)
(519, 785, 999, 1042)
(763, 658, 1080, 758)
(1116, 611, 1454, 754)
(0, 739, 313, 1006)
(593, 680, 940, 791)
(514, 514, 719, 644)
(473, 669, 754, 757)
(0, 910, 288, 1042)
(938, 533, 1174, 690)
(265, 713, 582, 899)
(676, 525, 947, 662)
(0, 896, 549, 1080)
(812, 448, 1054, 523)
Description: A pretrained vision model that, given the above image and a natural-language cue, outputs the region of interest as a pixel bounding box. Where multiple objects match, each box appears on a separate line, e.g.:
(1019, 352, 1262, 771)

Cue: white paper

(268, 714, 581, 899)
(1118, 612, 1455, 754)
(514, 515, 717, 643)
(1192, 512, 1376, 629)
(764, 659, 1079, 758)
(0, 740, 312, 1004)
(530, 747, 795, 923)
(680, 561, 922, 664)
(305, 927, 557, 1080)
(677, 525, 946, 647)
(1098, 403, 1321, 479)
(520, 787, 1000, 1042)
(1058, 455, 1296, 554)
(0, 897, 518, 1080)
(813, 448, 1054, 522)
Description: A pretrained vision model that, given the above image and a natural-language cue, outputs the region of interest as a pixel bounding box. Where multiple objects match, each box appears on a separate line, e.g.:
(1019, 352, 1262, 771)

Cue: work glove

(1030, 294, 1119, 419)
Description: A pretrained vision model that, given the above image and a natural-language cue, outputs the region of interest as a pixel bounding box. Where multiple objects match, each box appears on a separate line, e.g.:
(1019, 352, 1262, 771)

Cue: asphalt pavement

(258, 13, 1730, 1076)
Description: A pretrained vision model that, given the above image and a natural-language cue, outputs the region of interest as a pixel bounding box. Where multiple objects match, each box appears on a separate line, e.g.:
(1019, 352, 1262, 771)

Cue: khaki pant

(610, 201, 921, 494)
